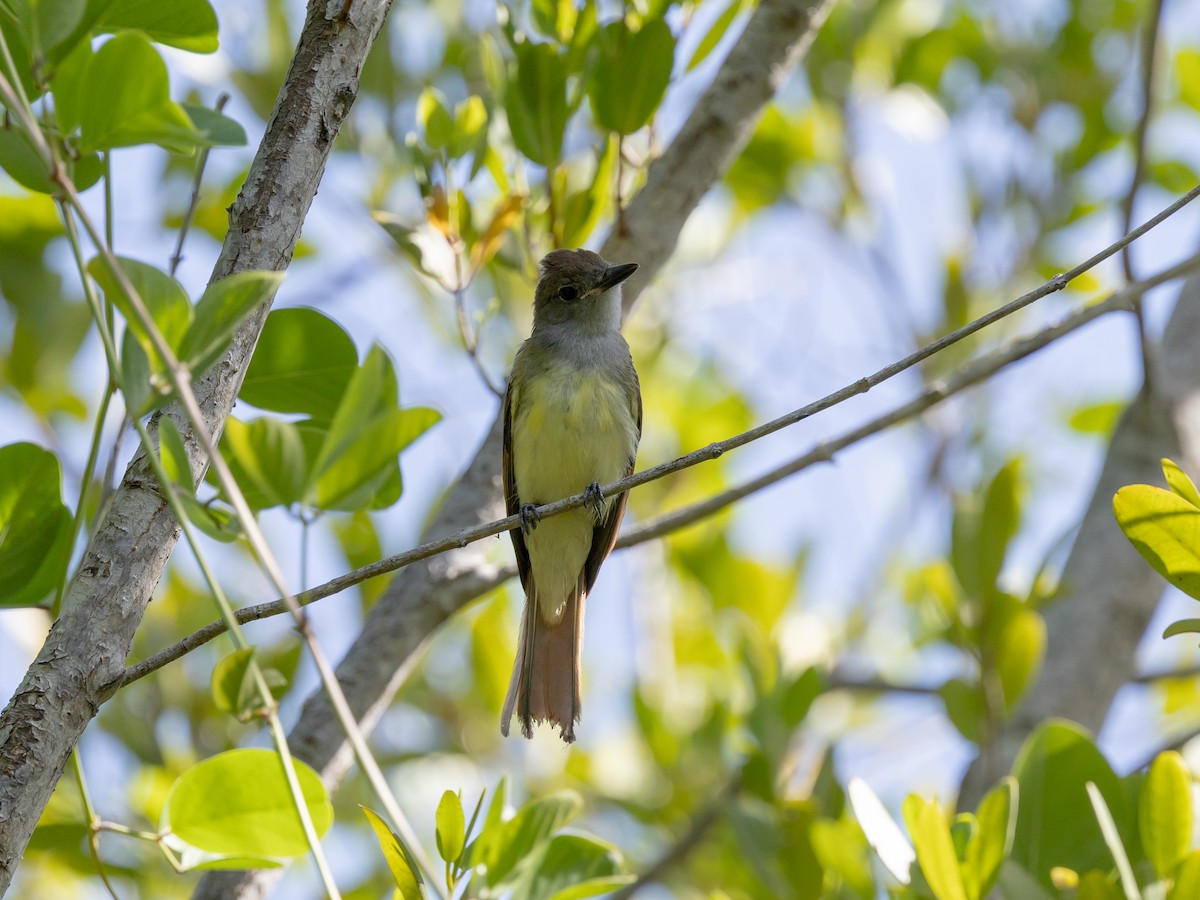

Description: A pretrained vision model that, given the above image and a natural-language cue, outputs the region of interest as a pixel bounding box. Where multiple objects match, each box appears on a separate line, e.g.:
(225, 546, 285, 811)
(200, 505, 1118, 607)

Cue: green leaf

(547, 876, 636, 900)
(1139, 751, 1192, 878)
(1085, 782, 1140, 900)
(1067, 400, 1123, 437)
(0, 125, 102, 194)
(88, 255, 192, 362)
(240, 308, 358, 425)
(418, 87, 454, 151)
(1162, 459, 1200, 509)
(313, 405, 440, 511)
(687, 0, 742, 71)
(165, 748, 332, 858)
(1113, 484, 1200, 602)
(1176, 48, 1200, 113)
(0, 442, 72, 608)
(120, 329, 155, 416)
(848, 777, 915, 884)
(515, 831, 627, 900)
(436, 790, 465, 865)
(1163, 618, 1200, 639)
(219, 417, 308, 510)
(994, 606, 1045, 713)
(77, 33, 199, 153)
(179, 271, 282, 376)
(361, 805, 422, 900)
(505, 42, 568, 166)
(96, 0, 219, 53)
(962, 777, 1015, 900)
(589, 20, 675, 135)
(309, 343, 396, 475)
(1173, 851, 1200, 898)
(902, 796, 967, 900)
(0, 0, 87, 63)
(182, 103, 248, 147)
(471, 791, 583, 889)
(450, 95, 488, 159)
(561, 137, 617, 249)
(211, 647, 257, 718)
(978, 459, 1022, 597)
(1011, 721, 1128, 886)
(939, 678, 985, 744)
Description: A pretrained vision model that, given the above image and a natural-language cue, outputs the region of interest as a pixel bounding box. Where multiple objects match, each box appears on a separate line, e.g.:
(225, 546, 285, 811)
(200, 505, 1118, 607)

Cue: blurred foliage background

(5, 0, 1200, 896)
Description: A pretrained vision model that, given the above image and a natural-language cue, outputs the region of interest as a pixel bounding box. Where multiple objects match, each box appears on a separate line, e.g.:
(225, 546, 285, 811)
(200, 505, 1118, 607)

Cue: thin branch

(1120, 0, 1166, 284)
(118, 251, 1200, 687)
(119, 191, 1200, 684)
(1121, 0, 1166, 392)
(609, 776, 742, 900)
(170, 93, 231, 277)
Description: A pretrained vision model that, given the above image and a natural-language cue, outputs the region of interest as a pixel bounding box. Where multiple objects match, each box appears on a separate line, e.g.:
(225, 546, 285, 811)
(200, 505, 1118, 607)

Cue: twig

(170, 93, 231, 277)
(1121, 0, 1166, 388)
(71, 752, 122, 900)
(454, 286, 503, 396)
(619, 253, 1199, 546)
(609, 775, 742, 899)
(117, 252, 1200, 688)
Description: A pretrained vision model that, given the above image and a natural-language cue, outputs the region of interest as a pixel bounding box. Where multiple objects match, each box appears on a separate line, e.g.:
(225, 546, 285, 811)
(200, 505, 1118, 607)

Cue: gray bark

(0, 0, 395, 892)
(959, 276, 1200, 806)
(192, 0, 835, 896)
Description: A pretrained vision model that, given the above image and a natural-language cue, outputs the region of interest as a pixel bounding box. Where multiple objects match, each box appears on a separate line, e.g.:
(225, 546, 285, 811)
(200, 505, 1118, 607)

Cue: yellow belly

(512, 365, 637, 620)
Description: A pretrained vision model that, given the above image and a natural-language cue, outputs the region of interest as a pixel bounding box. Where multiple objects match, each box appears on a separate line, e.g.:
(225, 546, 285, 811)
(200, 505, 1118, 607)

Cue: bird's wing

(582, 360, 641, 594)
(503, 372, 532, 594)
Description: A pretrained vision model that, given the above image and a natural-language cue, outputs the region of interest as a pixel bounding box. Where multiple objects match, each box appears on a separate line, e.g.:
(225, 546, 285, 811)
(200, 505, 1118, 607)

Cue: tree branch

(124, 190, 1200, 691)
(0, 0, 395, 890)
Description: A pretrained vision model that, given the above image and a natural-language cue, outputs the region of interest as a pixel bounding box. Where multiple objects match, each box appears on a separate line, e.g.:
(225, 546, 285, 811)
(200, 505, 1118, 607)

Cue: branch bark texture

(959, 276, 1200, 805)
(191, 0, 834, 896)
(0, 0, 394, 891)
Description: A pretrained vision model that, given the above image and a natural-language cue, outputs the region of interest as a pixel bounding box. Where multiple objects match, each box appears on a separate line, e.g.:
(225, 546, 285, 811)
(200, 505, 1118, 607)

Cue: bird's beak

(597, 262, 639, 292)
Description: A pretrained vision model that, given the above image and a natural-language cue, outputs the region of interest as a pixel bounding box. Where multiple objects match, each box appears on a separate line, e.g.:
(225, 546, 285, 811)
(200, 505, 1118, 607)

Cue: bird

(500, 248, 642, 743)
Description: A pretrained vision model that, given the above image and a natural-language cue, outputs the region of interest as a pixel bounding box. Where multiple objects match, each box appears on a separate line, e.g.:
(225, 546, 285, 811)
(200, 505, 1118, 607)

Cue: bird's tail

(500, 576, 585, 743)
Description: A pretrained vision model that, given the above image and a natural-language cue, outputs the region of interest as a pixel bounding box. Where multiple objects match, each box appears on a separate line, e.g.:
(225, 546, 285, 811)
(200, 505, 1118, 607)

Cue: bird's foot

(519, 503, 541, 535)
(584, 482, 605, 523)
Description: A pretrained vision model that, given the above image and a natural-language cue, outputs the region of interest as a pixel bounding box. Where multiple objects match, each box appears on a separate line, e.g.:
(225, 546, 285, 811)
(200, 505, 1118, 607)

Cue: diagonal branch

(119, 190, 1200, 688)
(0, 0, 396, 891)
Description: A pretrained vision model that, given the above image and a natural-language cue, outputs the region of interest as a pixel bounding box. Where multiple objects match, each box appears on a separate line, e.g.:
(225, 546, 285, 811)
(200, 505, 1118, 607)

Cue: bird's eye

(558, 285, 579, 302)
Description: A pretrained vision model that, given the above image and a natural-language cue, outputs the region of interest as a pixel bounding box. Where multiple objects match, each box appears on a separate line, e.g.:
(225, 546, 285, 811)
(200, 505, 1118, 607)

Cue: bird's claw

(584, 482, 605, 523)
(519, 503, 541, 535)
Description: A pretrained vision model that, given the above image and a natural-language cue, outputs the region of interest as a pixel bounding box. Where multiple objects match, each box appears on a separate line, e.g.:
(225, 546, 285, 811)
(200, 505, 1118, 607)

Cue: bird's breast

(512, 361, 637, 507)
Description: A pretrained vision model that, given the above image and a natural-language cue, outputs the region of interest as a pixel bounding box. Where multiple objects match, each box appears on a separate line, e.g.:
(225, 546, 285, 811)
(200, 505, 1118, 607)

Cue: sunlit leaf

(1139, 751, 1192, 878)
(240, 308, 358, 425)
(1113, 484, 1200, 602)
(902, 795, 966, 900)
(166, 749, 332, 858)
(211, 647, 257, 719)
(96, 0, 219, 53)
(361, 805, 423, 900)
(77, 33, 199, 153)
(436, 790, 465, 865)
(1162, 459, 1200, 509)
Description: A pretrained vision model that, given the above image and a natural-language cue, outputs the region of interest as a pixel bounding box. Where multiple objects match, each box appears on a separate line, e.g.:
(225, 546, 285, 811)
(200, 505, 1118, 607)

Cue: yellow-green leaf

(1139, 751, 1192, 878)
(1113, 484, 1200, 601)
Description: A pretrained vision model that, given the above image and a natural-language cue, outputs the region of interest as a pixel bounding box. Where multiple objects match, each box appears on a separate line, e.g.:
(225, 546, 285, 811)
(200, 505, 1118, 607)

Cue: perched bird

(500, 249, 642, 743)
